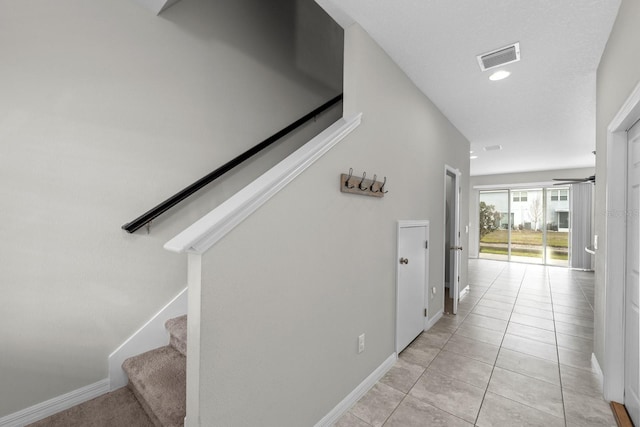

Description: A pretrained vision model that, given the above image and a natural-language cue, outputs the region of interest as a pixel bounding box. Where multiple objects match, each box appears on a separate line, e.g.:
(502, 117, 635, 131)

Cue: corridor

(335, 259, 616, 426)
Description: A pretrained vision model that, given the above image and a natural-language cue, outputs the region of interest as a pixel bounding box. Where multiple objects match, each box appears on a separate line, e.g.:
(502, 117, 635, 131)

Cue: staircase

(123, 315, 187, 427)
(28, 316, 187, 427)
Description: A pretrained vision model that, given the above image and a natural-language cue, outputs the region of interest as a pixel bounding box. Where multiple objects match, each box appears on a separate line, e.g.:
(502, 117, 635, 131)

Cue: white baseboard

(0, 288, 188, 426)
(591, 353, 604, 379)
(425, 310, 444, 330)
(0, 379, 109, 427)
(108, 287, 188, 390)
(459, 286, 470, 299)
(314, 353, 397, 427)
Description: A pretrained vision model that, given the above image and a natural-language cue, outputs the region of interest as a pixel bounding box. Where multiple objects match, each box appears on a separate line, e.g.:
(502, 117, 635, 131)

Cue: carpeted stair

(28, 315, 187, 427)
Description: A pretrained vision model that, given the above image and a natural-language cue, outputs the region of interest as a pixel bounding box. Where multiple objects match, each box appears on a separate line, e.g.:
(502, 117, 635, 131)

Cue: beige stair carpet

(165, 315, 187, 357)
(123, 346, 186, 427)
(26, 387, 154, 427)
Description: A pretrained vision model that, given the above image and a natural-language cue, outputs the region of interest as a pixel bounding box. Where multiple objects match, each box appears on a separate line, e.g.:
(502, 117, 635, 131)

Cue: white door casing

(396, 221, 429, 353)
(445, 166, 462, 314)
(625, 119, 640, 424)
(604, 81, 640, 403)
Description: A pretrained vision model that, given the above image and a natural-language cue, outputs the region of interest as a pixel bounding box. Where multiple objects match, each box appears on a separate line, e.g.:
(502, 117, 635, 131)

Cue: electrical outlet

(358, 334, 365, 353)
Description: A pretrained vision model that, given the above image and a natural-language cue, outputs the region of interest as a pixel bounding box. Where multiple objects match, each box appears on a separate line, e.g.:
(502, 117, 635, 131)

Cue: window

(550, 189, 568, 201)
(513, 191, 528, 202)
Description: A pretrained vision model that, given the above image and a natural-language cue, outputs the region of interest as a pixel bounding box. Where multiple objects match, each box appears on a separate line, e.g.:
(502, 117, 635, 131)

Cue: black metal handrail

(122, 93, 343, 233)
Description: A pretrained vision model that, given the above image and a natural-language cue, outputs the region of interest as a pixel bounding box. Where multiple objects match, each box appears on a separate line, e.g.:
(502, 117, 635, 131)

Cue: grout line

(473, 262, 526, 426)
(548, 268, 569, 427)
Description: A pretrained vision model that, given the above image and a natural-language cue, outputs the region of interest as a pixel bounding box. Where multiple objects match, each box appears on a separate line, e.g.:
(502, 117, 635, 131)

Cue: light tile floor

(334, 259, 617, 427)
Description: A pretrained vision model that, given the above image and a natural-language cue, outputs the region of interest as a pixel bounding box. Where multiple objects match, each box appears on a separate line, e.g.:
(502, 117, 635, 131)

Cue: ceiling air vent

(483, 144, 503, 152)
(477, 43, 520, 71)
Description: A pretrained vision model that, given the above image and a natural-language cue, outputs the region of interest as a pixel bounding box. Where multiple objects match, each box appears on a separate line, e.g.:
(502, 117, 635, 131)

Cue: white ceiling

(316, 0, 621, 176)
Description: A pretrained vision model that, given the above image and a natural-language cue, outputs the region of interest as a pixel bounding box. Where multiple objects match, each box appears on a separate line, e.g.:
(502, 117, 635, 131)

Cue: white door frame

(395, 220, 430, 354)
(604, 81, 640, 402)
(444, 165, 462, 314)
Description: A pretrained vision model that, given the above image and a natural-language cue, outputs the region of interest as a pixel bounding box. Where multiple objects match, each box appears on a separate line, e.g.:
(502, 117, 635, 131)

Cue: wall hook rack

(340, 169, 387, 198)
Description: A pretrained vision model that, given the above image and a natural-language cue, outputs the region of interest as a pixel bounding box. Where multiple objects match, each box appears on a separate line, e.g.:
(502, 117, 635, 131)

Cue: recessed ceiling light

(470, 155, 478, 160)
(483, 144, 503, 151)
(489, 70, 511, 81)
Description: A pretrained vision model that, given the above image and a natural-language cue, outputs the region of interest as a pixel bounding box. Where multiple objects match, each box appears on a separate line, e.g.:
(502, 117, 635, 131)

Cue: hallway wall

(194, 23, 470, 425)
(594, 0, 640, 372)
(0, 0, 341, 416)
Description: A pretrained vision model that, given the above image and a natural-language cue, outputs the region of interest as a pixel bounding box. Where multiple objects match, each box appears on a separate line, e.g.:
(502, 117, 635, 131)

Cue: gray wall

(468, 167, 595, 258)
(0, 0, 341, 416)
(196, 23, 470, 426)
(594, 0, 640, 368)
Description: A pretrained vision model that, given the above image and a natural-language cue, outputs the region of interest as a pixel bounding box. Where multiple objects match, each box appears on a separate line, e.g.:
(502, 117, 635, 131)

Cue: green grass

(479, 247, 568, 260)
(480, 229, 568, 248)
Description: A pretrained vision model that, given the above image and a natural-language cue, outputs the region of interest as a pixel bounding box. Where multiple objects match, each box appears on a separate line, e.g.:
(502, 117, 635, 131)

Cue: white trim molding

(165, 114, 362, 255)
(314, 353, 396, 427)
(0, 379, 109, 427)
(603, 80, 640, 402)
(108, 287, 188, 390)
(426, 310, 444, 330)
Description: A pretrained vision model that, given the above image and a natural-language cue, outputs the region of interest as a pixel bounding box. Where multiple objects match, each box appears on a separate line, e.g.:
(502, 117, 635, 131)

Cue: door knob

(399, 257, 409, 265)
(450, 246, 463, 251)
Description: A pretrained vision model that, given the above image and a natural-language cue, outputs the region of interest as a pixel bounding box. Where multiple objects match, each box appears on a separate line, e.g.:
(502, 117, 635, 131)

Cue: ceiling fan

(552, 150, 596, 185)
(552, 175, 596, 185)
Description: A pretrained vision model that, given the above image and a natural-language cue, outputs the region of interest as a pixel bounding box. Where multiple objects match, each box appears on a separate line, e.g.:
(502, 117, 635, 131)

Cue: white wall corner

(0, 379, 109, 427)
(108, 287, 188, 390)
(314, 353, 396, 427)
(313, 0, 355, 28)
(132, 0, 183, 15)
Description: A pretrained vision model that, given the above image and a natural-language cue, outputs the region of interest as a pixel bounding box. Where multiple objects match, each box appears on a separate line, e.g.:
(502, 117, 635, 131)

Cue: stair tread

(165, 315, 187, 356)
(26, 387, 154, 427)
(123, 346, 185, 427)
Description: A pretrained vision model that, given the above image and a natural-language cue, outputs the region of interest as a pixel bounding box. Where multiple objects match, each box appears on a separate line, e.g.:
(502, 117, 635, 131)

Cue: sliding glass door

(510, 188, 544, 264)
(478, 187, 570, 267)
(479, 190, 510, 261)
(545, 187, 570, 266)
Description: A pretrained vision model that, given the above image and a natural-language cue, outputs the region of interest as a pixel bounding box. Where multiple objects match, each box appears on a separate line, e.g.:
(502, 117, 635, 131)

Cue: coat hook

(370, 174, 379, 192)
(345, 168, 355, 189)
(358, 172, 368, 190)
(379, 177, 389, 194)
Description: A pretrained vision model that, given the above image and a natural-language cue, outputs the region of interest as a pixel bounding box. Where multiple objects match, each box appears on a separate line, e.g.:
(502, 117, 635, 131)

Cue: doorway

(444, 166, 461, 315)
(624, 118, 640, 424)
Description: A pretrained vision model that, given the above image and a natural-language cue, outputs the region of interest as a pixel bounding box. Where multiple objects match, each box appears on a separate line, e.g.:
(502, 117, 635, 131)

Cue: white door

(625, 120, 640, 425)
(396, 221, 429, 353)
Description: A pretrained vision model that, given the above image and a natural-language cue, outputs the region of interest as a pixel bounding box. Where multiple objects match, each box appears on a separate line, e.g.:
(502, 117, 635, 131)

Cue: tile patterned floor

(334, 259, 617, 427)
